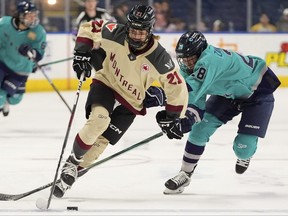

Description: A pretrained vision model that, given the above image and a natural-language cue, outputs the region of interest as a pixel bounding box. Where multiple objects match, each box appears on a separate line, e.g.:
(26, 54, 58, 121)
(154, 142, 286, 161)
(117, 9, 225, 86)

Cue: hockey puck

(67, 206, 78, 211)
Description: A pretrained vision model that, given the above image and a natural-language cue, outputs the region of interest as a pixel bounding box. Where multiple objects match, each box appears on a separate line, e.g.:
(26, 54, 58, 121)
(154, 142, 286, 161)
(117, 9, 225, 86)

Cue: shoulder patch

(105, 23, 118, 32)
(91, 20, 104, 33)
(146, 43, 175, 74)
(102, 23, 126, 46)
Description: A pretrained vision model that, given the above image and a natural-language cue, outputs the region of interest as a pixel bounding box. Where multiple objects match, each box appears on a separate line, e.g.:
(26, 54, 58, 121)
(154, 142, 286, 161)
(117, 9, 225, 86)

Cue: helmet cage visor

(17, 1, 39, 28)
(20, 10, 39, 28)
(126, 23, 151, 48)
(176, 55, 198, 75)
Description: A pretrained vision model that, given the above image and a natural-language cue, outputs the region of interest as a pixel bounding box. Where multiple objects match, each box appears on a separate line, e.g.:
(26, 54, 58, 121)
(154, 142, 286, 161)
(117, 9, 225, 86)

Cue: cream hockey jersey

(75, 20, 188, 117)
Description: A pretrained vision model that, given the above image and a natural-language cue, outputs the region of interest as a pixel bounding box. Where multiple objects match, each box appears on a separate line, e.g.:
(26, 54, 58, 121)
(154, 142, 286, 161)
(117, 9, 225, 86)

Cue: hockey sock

(181, 141, 205, 173)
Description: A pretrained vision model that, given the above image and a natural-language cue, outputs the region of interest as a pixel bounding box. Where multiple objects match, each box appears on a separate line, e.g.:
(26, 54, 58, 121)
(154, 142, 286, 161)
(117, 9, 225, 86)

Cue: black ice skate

(53, 180, 70, 198)
(53, 153, 81, 198)
(0, 102, 9, 117)
(53, 168, 89, 198)
(163, 171, 192, 194)
(235, 158, 250, 174)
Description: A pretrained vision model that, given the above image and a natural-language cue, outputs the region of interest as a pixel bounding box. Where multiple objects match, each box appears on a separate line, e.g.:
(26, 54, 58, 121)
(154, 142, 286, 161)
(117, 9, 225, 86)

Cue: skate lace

(57, 180, 70, 191)
(236, 159, 250, 168)
(170, 172, 189, 186)
(62, 162, 77, 177)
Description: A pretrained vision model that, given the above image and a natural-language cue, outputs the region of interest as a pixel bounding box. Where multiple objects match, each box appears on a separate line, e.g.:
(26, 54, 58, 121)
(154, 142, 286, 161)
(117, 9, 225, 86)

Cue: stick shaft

(38, 66, 72, 112)
(39, 57, 73, 67)
(28, 51, 72, 113)
(46, 74, 85, 209)
(85, 132, 163, 170)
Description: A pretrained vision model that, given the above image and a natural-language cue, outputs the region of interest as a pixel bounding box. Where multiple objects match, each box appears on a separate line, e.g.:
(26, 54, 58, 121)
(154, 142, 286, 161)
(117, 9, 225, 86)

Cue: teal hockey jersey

(181, 45, 267, 110)
(0, 16, 46, 74)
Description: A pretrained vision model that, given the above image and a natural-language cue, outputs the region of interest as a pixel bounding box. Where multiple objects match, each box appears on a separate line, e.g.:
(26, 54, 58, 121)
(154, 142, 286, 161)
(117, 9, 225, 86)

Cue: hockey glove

(181, 110, 196, 133)
(73, 51, 92, 80)
(181, 105, 205, 133)
(156, 110, 183, 139)
(143, 86, 166, 108)
(18, 44, 36, 59)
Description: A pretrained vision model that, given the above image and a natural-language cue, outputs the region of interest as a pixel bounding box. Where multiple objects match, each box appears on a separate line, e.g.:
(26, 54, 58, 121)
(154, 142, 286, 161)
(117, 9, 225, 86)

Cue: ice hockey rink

(0, 87, 287, 216)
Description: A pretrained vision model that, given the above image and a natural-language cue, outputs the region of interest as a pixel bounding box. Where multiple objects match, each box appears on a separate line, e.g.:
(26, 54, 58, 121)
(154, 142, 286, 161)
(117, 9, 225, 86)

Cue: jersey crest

(27, 31, 36, 40)
(105, 23, 118, 32)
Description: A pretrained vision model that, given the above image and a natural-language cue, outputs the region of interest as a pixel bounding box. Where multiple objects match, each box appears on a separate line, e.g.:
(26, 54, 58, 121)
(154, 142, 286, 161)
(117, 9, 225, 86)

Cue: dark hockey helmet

(126, 4, 156, 49)
(17, 1, 39, 28)
(176, 31, 208, 74)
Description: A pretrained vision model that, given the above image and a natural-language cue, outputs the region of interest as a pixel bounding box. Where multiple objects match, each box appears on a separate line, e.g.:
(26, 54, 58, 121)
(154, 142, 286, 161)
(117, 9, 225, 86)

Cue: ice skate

(0, 102, 9, 117)
(52, 153, 81, 198)
(163, 171, 192, 194)
(53, 167, 88, 198)
(60, 153, 82, 186)
(53, 180, 70, 198)
(235, 158, 250, 174)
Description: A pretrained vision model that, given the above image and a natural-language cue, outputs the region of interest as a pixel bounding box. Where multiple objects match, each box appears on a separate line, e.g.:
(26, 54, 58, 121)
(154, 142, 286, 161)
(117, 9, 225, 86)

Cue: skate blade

(163, 187, 185, 195)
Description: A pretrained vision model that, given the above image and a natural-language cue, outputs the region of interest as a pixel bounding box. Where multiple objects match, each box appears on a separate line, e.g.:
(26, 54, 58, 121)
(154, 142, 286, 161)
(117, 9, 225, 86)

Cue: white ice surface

(0, 88, 287, 216)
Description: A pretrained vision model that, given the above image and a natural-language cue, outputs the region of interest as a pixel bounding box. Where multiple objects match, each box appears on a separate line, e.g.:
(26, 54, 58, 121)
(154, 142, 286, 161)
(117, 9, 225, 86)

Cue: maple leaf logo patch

(141, 64, 150, 72)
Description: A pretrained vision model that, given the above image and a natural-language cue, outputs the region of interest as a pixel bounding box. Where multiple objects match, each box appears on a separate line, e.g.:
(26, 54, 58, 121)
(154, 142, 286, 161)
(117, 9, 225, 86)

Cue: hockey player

(53, 4, 188, 198)
(0, 1, 46, 116)
(162, 31, 281, 194)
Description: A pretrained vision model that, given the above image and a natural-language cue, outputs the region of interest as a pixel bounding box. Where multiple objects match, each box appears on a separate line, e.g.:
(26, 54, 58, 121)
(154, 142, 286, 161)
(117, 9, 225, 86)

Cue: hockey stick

(36, 64, 72, 113)
(28, 51, 72, 113)
(39, 57, 73, 68)
(46, 73, 85, 209)
(0, 131, 163, 201)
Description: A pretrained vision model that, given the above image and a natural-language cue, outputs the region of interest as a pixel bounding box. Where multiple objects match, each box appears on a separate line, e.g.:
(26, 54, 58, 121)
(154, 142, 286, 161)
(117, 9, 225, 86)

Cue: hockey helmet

(176, 31, 208, 74)
(126, 4, 155, 49)
(17, 1, 39, 28)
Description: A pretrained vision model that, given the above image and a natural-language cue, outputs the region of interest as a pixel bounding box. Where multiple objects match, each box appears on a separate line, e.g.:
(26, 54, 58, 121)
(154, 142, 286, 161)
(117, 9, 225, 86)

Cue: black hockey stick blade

(0, 132, 163, 201)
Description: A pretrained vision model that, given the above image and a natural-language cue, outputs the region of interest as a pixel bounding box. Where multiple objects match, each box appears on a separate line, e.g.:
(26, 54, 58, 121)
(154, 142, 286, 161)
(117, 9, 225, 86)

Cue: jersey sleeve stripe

(166, 104, 184, 114)
(76, 37, 94, 48)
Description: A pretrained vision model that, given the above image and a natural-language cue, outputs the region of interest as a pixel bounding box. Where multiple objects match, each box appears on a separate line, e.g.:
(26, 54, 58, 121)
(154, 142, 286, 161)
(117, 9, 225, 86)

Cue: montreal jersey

(75, 20, 188, 117)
